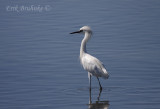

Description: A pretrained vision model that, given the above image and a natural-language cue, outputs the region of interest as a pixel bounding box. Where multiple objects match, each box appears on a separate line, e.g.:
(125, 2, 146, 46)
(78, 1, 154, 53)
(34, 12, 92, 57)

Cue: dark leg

(89, 85, 92, 104)
(97, 77, 102, 91)
(88, 73, 92, 104)
(97, 87, 102, 102)
(89, 75, 91, 91)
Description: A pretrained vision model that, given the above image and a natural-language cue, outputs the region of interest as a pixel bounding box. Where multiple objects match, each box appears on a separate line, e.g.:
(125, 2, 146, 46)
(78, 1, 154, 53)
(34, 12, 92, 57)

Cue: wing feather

(80, 54, 109, 79)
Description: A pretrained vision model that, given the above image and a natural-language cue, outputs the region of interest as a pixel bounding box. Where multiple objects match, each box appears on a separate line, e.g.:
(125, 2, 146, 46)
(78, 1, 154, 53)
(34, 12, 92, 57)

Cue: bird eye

(79, 30, 83, 32)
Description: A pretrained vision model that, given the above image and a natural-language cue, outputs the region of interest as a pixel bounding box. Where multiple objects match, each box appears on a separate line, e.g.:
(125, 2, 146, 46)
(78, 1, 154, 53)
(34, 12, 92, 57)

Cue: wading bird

(70, 26, 109, 91)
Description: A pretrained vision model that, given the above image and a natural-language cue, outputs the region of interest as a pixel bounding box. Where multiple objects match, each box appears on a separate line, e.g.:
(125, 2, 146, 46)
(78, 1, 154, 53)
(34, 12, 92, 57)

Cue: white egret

(70, 26, 109, 90)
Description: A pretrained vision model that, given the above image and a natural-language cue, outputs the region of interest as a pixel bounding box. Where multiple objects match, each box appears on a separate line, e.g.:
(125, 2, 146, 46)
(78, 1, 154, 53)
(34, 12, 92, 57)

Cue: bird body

(80, 53, 109, 79)
(70, 26, 109, 90)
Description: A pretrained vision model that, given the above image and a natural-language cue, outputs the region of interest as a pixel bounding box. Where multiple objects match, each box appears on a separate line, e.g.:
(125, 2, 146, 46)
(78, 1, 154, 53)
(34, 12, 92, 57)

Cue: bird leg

(97, 87, 102, 102)
(97, 77, 102, 91)
(89, 85, 92, 104)
(89, 74, 91, 91)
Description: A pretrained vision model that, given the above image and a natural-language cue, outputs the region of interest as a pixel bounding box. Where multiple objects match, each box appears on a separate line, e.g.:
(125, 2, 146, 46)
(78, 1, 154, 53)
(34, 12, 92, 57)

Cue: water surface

(0, 0, 160, 109)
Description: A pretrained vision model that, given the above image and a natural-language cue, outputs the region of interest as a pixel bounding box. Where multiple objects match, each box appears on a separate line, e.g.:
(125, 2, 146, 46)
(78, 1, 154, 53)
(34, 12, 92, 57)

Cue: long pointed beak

(70, 30, 83, 34)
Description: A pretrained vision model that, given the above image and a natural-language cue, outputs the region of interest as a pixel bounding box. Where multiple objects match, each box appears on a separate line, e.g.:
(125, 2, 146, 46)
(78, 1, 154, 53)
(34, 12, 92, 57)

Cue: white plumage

(70, 26, 109, 90)
(81, 53, 109, 79)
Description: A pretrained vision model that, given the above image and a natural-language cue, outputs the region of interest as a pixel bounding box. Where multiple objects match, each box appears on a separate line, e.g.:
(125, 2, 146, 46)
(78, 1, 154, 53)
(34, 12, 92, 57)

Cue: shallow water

(0, 0, 160, 109)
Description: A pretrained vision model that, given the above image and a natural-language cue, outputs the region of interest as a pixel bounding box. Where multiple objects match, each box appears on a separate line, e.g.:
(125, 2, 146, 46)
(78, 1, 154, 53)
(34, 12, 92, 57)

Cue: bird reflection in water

(88, 89, 109, 109)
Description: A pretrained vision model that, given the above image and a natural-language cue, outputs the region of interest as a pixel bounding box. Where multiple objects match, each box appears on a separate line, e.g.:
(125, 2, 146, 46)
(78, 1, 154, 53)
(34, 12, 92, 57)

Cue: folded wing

(81, 53, 109, 79)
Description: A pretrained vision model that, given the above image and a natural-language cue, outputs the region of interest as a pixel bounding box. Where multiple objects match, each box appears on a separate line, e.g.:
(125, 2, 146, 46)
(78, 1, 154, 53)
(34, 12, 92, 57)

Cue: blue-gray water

(0, 0, 160, 109)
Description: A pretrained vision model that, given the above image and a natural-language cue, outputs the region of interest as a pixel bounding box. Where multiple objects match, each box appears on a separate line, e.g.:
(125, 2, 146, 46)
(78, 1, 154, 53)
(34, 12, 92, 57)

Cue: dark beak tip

(69, 30, 83, 34)
(70, 32, 74, 34)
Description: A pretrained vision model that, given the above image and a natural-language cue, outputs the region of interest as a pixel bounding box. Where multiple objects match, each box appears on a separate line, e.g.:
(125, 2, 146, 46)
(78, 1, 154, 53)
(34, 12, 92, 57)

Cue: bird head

(70, 26, 92, 34)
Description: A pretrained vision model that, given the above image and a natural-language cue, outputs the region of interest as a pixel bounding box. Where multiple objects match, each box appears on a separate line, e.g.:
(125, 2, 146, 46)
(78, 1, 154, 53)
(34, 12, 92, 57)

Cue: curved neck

(80, 32, 91, 57)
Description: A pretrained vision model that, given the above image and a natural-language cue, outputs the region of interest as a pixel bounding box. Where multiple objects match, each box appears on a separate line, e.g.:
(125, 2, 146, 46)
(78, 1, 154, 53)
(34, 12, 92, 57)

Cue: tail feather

(102, 68, 109, 79)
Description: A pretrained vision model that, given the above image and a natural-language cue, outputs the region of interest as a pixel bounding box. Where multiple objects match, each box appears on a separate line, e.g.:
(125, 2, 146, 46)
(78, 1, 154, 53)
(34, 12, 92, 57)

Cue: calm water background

(0, 0, 160, 109)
